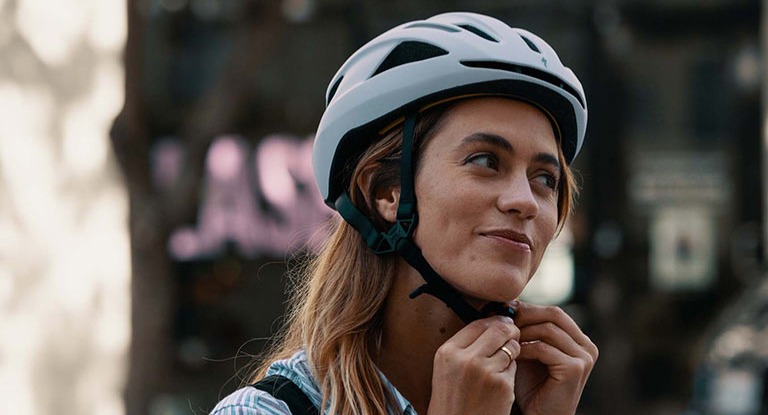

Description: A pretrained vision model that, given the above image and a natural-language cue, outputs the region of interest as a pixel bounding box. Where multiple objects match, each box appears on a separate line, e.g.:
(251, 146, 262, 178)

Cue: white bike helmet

(313, 11, 587, 207)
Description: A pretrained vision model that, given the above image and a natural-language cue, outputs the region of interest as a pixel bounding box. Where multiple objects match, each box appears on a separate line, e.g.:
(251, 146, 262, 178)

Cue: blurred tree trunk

(112, 2, 174, 415)
(111, 1, 285, 413)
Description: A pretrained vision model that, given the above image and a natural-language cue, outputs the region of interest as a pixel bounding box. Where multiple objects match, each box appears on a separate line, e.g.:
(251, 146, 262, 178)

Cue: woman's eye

(465, 153, 499, 170)
(532, 173, 558, 190)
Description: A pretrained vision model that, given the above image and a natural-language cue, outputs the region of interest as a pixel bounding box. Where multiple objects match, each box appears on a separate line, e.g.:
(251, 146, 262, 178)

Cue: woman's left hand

(511, 301, 598, 415)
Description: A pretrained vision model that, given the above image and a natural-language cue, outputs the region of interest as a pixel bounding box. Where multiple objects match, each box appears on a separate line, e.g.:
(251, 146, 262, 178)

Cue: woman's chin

(443, 269, 529, 310)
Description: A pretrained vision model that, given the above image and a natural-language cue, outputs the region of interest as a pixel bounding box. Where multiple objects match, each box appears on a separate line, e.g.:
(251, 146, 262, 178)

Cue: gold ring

(499, 346, 514, 366)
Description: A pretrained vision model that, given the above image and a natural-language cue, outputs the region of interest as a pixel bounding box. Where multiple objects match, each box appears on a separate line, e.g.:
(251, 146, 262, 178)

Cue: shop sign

(650, 206, 717, 291)
(629, 151, 730, 209)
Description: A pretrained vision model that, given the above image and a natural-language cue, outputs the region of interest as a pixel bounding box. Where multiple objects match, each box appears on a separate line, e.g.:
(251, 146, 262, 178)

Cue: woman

(211, 11, 598, 415)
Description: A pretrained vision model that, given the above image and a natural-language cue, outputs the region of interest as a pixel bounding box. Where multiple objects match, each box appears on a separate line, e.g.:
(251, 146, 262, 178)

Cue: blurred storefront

(113, 1, 764, 415)
(679, 2, 768, 414)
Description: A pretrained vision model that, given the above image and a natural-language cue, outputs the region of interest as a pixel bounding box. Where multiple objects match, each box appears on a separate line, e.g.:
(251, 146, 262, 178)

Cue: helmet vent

(458, 24, 498, 42)
(371, 41, 449, 78)
(518, 34, 541, 53)
(461, 60, 585, 109)
(404, 22, 461, 33)
(327, 75, 344, 105)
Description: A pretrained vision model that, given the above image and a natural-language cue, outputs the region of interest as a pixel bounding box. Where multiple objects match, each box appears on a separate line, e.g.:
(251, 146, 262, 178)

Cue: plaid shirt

(210, 350, 416, 414)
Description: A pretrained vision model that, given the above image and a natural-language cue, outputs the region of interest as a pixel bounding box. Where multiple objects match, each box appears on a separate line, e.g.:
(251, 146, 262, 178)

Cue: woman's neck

(375, 260, 465, 415)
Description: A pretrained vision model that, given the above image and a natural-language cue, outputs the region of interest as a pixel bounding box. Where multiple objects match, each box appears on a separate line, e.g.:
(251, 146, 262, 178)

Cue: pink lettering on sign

(158, 134, 334, 261)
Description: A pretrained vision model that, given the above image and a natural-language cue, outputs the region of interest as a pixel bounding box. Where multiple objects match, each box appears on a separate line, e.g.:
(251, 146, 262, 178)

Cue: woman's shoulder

(209, 386, 291, 415)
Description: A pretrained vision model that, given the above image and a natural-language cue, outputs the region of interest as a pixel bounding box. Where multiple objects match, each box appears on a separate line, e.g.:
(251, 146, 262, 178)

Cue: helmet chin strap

(334, 113, 516, 324)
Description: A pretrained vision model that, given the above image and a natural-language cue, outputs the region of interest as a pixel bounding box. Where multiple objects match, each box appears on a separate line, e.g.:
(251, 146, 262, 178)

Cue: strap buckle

(371, 216, 417, 254)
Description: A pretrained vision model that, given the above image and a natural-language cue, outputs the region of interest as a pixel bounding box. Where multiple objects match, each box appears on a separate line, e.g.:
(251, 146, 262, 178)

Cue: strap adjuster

(371, 216, 417, 254)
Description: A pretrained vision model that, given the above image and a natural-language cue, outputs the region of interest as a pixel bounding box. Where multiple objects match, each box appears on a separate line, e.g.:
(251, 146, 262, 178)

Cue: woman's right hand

(427, 315, 520, 415)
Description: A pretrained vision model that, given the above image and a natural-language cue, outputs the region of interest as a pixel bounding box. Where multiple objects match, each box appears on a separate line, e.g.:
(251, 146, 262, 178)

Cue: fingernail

(509, 300, 519, 308)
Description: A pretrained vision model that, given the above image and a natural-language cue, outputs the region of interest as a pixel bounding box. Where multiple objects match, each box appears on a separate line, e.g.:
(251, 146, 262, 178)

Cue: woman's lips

(481, 230, 532, 252)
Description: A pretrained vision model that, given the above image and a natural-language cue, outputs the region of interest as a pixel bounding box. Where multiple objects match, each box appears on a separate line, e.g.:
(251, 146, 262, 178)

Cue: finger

(494, 345, 518, 373)
(448, 315, 516, 350)
(513, 302, 597, 358)
(518, 341, 594, 381)
(519, 322, 588, 359)
(465, 318, 520, 358)
(482, 339, 520, 373)
(499, 340, 520, 371)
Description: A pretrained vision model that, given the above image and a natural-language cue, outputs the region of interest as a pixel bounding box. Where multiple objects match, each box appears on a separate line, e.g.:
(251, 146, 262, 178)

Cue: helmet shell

(313, 12, 587, 207)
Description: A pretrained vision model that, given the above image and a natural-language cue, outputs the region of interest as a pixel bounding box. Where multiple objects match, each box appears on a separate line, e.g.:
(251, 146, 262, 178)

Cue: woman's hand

(427, 315, 520, 415)
(512, 301, 598, 415)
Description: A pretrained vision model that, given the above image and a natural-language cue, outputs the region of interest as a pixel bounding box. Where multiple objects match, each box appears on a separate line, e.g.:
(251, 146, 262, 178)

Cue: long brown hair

(250, 100, 577, 415)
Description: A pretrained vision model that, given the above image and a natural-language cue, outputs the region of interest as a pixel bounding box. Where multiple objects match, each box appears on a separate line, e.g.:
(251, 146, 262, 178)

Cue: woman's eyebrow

(460, 132, 513, 152)
(535, 153, 561, 171)
(460, 132, 561, 170)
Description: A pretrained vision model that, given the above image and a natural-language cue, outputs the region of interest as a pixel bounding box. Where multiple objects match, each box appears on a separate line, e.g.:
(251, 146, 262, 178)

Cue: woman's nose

(496, 174, 539, 219)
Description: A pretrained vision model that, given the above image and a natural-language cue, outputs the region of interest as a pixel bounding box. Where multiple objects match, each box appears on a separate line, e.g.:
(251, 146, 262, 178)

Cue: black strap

(252, 375, 320, 415)
(400, 239, 484, 323)
(395, 113, 417, 219)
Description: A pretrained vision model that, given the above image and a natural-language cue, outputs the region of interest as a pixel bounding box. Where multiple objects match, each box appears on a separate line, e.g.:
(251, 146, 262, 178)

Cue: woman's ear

(373, 186, 400, 223)
(356, 164, 400, 223)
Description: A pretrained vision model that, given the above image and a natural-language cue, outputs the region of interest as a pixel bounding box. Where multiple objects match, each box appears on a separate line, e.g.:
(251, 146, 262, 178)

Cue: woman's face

(413, 97, 560, 303)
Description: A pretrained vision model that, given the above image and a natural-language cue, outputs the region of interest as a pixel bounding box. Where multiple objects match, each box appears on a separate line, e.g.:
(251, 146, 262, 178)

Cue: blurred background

(0, 0, 765, 414)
